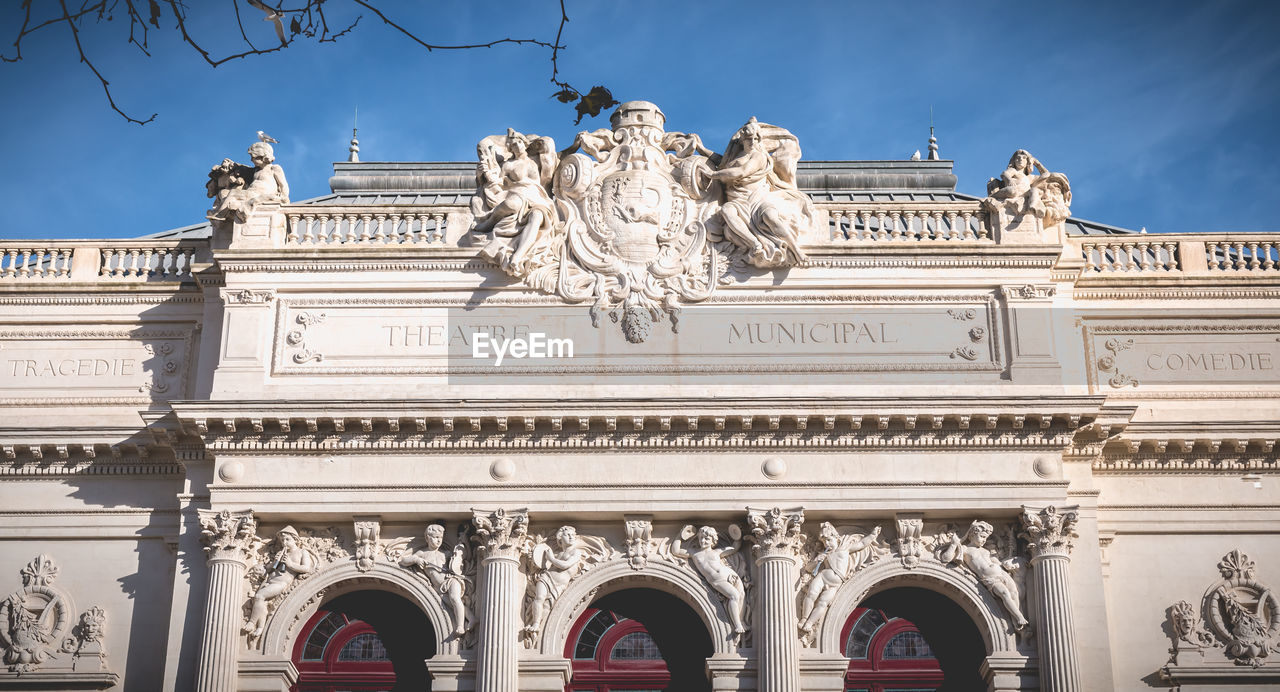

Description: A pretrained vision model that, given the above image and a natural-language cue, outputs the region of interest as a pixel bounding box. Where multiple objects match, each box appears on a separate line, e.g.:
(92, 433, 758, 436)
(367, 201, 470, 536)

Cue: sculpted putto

(672, 525, 748, 637)
(799, 523, 883, 636)
(521, 526, 615, 646)
(398, 523, 473, 637)
(936, 520, 1028, 630)
(244, 526, 315, 641)
(207, 140, 290, 226)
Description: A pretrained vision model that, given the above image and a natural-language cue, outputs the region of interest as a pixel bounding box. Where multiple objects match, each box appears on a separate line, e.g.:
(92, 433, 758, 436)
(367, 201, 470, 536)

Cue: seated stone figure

(470, 129, 559, 275)
(711, 117, 814, 268)
(207, 141, 290, 225)
(982, 149, 1071, 232)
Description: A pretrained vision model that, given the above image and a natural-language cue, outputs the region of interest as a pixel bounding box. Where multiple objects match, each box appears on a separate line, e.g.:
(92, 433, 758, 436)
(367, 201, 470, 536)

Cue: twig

(56, 0, 156, 124)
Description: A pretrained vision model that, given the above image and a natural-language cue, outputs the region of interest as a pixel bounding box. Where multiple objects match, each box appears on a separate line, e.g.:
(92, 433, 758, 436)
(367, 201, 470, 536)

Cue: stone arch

(258, 561, 456, 658)
(539, 559, 735, 656)
(817, 559, 1019, 657)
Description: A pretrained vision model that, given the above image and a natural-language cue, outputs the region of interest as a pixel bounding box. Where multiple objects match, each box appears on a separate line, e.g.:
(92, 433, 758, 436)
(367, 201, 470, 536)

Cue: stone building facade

(1, 101, 1277, 691)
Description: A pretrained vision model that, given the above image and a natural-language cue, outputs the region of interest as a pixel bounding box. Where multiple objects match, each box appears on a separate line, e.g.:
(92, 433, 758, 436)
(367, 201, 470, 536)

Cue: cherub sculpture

(521, 525, 616, 645)
(396, 523, 473, 637)
(982, 149, 1071, 229)
(207, 140, 290, 225)
(936, 520, 1028, 630)
(470, 129, 559, 274)
(243, 526, 315, 641)
(798, 523, 883, 636)
(711, 117, 814, 267)
(672, 524, 748, 637)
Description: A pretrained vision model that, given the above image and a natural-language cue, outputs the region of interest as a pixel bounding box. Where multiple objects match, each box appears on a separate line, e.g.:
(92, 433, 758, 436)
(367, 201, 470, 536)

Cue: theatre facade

(1, 101, 1278, 691)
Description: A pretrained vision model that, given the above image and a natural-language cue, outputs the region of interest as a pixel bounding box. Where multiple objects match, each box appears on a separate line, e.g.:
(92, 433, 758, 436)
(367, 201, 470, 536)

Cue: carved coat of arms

(469, 101, 813, 342)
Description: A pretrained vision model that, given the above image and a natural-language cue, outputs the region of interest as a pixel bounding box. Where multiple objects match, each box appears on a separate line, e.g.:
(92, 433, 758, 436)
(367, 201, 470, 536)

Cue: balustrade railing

(1074, 233, 1280, 276)
(0, 247, 74, 279)
(0, 242, 204, 282)
(1081, 239, 1181, 273)
(285, 207, 458, 245)
(819, 202, 989, 243)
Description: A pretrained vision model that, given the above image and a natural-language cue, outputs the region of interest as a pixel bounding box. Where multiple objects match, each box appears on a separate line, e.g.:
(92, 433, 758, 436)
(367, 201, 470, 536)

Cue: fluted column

(1020, 506, 1081, 692)
(472, 508, 529, 692)
(195, 509, 258, 692)
(748, 507, 805, 692)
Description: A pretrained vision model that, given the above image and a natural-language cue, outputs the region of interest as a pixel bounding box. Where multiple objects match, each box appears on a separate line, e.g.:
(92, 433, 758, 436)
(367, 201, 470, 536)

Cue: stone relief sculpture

(981, 149, 1071, 234)
(470, 129, 560, 274)
(1165, 549, 1280, 668)
(390, 523, 475, 638)
(712, 117, 813, 267)
(797, 523, 885, 640)
(624, 517, 655, 570)
(243, 525, 345, 643)
(468, 101, 813, 342)
(62, 606, 108, 671)
(520, 525, 618, 647)
(206, 139, 290, 227)
(935, 520, 1029, 630)
(672, 524, 750, 638)
(0, 555, 111, 677)
(243, 526, 316, 641)
(895, 515, 925, 569)
(353, 519, 380, 573)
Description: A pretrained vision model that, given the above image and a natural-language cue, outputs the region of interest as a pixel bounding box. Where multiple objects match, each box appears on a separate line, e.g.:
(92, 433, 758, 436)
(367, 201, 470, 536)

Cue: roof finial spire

(348, 107, 360, 163)
(927, 105, 940, 161)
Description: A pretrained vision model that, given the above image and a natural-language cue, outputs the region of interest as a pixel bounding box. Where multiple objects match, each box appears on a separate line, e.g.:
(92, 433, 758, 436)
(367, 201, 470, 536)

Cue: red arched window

(293, 609, 397, 692)
(842, 607, 942, 692)
(566, 608, 670, 692)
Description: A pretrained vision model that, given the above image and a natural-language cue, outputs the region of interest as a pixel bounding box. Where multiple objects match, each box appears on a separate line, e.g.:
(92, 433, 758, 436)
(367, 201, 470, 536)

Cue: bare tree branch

(3, 1, 609, 125)
(56, 0, 156, 124)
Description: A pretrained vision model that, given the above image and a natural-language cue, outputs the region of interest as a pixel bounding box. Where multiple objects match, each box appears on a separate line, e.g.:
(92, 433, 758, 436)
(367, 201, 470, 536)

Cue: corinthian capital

(1019, 505, 1079, 559)
(197, 509, 259, 563)
(747, 506, 806, 560)
(471, 507, 529, 560)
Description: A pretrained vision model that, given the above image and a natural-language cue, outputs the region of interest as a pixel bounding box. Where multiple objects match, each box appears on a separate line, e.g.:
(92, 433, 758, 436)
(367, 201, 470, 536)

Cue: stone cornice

(164, 396, 1116, 453)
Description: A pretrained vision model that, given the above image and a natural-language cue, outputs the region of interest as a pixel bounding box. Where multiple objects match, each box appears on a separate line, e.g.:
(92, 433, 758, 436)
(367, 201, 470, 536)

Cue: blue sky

(2, 1, 1278, 239)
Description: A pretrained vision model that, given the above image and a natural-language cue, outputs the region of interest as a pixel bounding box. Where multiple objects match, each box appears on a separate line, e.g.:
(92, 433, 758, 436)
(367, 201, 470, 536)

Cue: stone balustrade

(284, 206, 461, 245)
(1074, 233, 1280, 276)
(0, 242, 203, 282)
(817, 201, 990, 243)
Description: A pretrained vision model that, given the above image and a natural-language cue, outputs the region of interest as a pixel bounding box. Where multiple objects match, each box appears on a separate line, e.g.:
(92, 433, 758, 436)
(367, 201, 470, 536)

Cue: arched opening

(292, 590, 436, 692)
(842, 587, 986, 692)
(565, 588, 714, 692)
